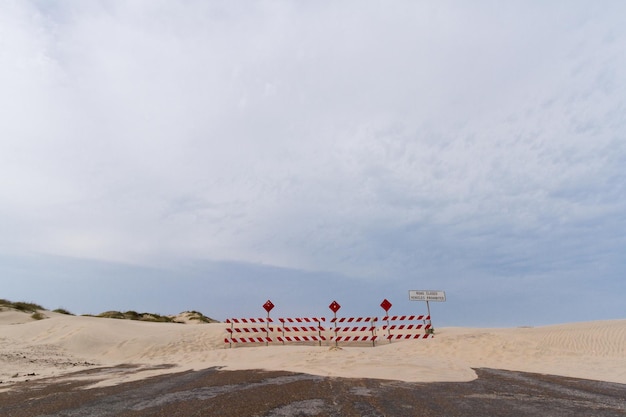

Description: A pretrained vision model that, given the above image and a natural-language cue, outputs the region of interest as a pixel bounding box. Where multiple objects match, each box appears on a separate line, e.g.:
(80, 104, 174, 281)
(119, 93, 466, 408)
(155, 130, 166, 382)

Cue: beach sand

(1, 309, 624, 390)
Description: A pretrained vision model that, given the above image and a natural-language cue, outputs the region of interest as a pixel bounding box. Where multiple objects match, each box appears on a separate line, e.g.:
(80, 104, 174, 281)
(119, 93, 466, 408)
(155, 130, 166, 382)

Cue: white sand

(1, 309, 624, 390)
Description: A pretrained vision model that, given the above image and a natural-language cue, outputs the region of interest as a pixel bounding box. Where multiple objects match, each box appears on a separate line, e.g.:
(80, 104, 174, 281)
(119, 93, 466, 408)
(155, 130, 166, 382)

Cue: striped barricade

(330, 317, 378, 346)
(226, 318, 274, 324)
(277, 318, 327, 346)
(225, 318, 274, 347)
(379, 315, 433, 342)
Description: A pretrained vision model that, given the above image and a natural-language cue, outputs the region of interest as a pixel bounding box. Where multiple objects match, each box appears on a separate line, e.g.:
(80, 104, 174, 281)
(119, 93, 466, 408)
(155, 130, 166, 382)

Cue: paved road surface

(1, 366, 624, 416)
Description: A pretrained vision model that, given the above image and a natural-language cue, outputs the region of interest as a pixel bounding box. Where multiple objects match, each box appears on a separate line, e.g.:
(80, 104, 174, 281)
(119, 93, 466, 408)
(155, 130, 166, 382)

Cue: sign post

(329, 300, 341, 347)
(408, 290, 446, 333)
(263, 300, 275, 346)
(380, 298, 392, 343)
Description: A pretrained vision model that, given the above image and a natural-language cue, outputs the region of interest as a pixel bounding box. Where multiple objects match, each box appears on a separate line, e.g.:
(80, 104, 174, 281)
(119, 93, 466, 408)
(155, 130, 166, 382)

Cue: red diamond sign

(329, 300, 341, 313)
(263, 300, 275, 313)
(380, 298, 392, 312)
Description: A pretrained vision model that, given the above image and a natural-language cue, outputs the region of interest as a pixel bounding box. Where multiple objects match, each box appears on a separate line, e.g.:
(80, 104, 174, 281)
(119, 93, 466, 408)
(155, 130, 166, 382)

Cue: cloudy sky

(1, 1, 624, 326)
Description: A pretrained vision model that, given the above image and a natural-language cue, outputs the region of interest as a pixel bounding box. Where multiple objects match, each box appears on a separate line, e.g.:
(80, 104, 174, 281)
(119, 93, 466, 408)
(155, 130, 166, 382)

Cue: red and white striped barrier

(225, 312, 433, 347)
(226, 327, 275, 333)
(283, 326, 325, 332)
(278, 317, 327, 346)
(381, 315, 429, 321)
(226, 318, 274, 323)
(226, 317, 328, 347)
(277, 335, 327, 343)
(385, 333, 432, 340)
(330, 317, 376, 323)
(279, 317, 326, 323)
(379, 316, 432, 342)
(332, 326, 376, 332)
(379, 324, 428, 330)
(279, 318, 326, 332)
(332, 335, 379, 342)
(225, 337, 273, 344)
(330, 317, 378, 346)
(225, 317, 274, 346)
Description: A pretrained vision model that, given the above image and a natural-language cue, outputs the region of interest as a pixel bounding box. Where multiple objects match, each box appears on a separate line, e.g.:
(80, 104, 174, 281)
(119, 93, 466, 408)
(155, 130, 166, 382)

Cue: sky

(1, 1, 625, 327)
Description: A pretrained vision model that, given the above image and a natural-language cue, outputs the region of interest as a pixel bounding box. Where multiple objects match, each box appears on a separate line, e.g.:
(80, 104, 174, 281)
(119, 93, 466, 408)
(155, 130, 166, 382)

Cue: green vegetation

(185, 311, 218, 323)
(141, 313, 174, 323)
(90, 310, 218, 323)
(0, 299, 44, 312)
(1, 298, 217, 324)
(94, 310, 176, 323)
(31, 312, 46, 320)
(94, 311, 127, 320)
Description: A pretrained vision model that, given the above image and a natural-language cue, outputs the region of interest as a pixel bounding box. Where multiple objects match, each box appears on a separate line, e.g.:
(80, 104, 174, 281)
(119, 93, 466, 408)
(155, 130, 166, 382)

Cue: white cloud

(1, 0, 625, 289)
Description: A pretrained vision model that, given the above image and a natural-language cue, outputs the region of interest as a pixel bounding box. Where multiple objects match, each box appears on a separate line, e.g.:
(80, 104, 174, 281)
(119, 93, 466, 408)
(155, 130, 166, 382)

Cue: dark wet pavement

(1, 366, 624, 416)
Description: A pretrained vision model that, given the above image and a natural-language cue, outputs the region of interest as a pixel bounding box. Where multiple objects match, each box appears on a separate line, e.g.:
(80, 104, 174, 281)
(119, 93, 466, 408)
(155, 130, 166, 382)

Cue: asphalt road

(1, 366, 624, 416)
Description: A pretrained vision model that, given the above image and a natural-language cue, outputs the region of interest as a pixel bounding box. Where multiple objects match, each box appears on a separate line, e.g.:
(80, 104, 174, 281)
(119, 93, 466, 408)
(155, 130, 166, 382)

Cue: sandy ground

(1, 309, 624, 390)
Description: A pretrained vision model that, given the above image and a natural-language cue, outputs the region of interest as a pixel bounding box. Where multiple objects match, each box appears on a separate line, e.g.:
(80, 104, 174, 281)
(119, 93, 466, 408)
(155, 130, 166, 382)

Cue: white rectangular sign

(409, 290, 446, 302)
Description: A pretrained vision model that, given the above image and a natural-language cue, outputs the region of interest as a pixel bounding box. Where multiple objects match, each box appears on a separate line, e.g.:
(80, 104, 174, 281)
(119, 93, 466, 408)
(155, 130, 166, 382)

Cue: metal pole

(334, 312, 338, 347)
(426, 301, 433, 334)
(266, 311, 270, 347)
(318, 319, 322, 347)
(371, 317, 376, 347)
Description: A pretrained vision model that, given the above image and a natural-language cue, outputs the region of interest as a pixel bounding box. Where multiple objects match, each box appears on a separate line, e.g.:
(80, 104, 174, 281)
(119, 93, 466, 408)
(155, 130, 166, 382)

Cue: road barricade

(277, 317, 327, 346)
(225, 317, 327, 347)
(225, 300, 435, 347)
(330, 317, 378, 346)
(224, 317, 274, 347)
(379, 315, 432, 342)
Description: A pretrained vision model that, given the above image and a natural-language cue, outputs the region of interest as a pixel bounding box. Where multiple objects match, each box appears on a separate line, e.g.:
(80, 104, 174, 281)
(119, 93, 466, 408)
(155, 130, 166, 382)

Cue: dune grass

(0, 299, 45, 312)
(92, 310, 176, 323)
(185, 310, 218, 323)
(1, 298, 217, 324)
(30, 312, 46, 320)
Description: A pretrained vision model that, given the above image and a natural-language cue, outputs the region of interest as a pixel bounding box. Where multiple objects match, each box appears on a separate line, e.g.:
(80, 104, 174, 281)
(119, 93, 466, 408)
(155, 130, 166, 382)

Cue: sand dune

(1, 309, 624, 390)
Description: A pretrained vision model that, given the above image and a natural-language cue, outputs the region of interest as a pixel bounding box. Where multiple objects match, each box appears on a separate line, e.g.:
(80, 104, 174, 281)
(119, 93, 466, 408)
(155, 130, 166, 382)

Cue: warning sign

(263, 300, 275, 312)
(408, 290, 446, 302)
